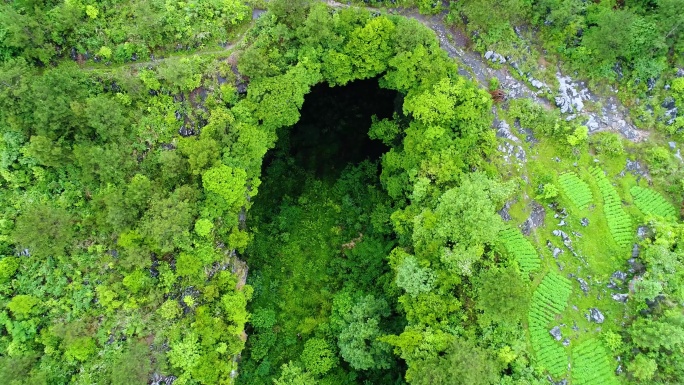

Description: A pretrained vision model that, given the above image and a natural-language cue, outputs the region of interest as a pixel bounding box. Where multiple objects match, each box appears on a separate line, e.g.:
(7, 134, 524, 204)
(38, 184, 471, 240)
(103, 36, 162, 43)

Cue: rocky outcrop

(521, 201, 545, 235)
(555, 73, 589, 114)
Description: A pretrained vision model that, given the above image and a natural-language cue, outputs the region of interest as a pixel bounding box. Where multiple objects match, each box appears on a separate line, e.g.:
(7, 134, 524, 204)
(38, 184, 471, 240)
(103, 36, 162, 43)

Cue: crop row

(590, 167, 633, 247)
(528, 272, 572, 378)
(571, 339, 620, 385)
(530, 324, 568, 377)
(630, 186, 677, 219)
(530, 272, 572, 314)
(558, 172, 593, 210)
(500, 227, 541, 274)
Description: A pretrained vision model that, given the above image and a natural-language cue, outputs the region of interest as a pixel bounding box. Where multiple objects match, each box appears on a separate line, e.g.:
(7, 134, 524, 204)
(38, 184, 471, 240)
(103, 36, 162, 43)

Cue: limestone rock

(485, 50, 506, 64)
(588, 308, 605, 324)
(612, 293, 628, 303)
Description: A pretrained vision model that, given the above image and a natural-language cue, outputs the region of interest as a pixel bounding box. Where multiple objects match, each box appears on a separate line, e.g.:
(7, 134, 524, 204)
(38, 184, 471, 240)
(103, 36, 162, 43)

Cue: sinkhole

(241, 76, 404, 384)
(262, 77, 400, 180)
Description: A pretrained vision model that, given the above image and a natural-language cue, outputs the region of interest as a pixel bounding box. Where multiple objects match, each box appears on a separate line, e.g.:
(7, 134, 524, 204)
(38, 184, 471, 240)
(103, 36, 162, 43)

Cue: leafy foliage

(0, 0, 250, 65)
(3, 1, 683, 384)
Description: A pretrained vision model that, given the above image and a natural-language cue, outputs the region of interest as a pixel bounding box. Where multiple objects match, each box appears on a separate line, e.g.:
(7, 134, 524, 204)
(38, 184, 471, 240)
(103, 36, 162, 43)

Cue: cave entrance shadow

(265, 76, 399, 180)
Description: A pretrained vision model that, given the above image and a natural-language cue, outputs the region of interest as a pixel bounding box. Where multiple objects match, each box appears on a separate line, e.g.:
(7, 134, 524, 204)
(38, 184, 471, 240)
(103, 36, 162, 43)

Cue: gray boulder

(151, 373, 176, 385)
(553, 247, 563, 259)
(576, 277, 590, 294)
(485, 50, 506, 64)
(549, 326, 563, 341)
(612, 293, 628, 303)
(555, 73, 587, 114)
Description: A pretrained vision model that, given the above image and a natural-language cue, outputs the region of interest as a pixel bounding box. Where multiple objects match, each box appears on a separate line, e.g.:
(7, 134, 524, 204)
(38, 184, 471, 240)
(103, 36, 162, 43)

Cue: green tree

(138, 186, 198, 253)
(273, 362, 317, 385)
(344, 16, 396, 79)
(408, 338, 501, 385)
(300, 338, 336, 377)
(0, 256, 20, 283)
(391, 249, 436, 297)
(474, 266, 529, 326)
(179, 136, 221, 176)
(628, 354, 658, 382)
(12, 203, 74, 258)
(331, 291, 392, 370)
(382, 44, 453, 93)
(83, 95, 128, 142)
(202, 164, 247, 210)
(7, 294, 41, 320)
(412, 173, 513, 274)
(21, 135, 67, 168)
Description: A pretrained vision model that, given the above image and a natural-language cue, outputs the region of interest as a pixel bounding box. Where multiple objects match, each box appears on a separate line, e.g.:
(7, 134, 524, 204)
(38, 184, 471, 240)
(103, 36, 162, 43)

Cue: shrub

(590, 132, 624, 157)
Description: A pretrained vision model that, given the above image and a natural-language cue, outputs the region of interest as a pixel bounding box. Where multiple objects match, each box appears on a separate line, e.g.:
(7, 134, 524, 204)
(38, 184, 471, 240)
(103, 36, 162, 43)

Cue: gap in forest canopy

(262, 77, 399, 180)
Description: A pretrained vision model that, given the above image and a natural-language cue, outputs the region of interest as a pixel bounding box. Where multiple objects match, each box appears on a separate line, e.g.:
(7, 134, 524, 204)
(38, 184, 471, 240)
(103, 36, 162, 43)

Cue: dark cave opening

(264, 77, 399, 179)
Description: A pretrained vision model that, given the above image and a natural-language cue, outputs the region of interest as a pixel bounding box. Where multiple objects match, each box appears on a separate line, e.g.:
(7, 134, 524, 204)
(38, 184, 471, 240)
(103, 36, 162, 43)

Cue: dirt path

(81, 26, 251, 72)
(82, 42, 241, 73)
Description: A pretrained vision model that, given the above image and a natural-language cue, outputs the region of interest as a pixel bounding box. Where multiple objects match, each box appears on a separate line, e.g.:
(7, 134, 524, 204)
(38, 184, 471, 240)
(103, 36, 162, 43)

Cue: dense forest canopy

(1, 1, 684, 385)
